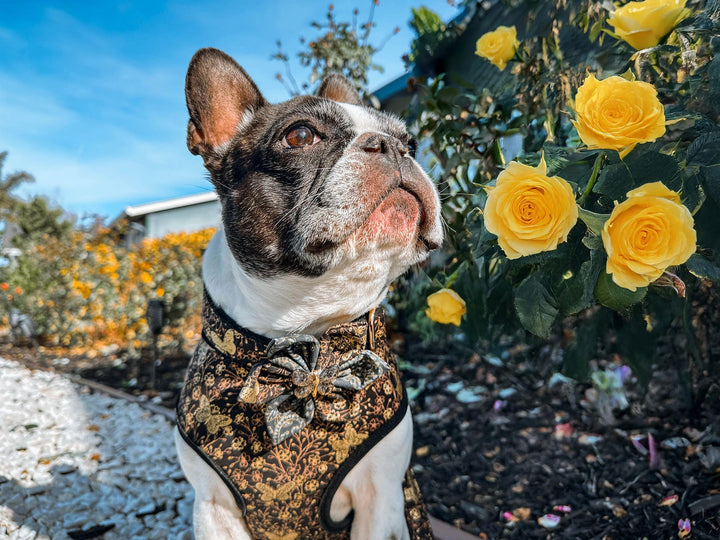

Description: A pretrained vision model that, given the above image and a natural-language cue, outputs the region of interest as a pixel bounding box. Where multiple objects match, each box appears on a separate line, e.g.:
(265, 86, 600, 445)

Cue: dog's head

(186, 48, 442, 301)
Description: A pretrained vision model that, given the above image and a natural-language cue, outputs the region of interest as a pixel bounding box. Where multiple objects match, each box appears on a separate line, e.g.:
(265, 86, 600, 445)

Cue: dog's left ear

(317, 74, 363, 106)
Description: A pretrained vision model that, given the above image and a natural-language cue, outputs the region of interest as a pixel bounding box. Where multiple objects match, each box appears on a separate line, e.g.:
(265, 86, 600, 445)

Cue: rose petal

(553, 423, 574, 439)
(631, 434, 649, 455)
(538, 514, 561, 529)
(660, 495, 679, 506)
(648, 433, 661, 469)
(553, 505, 572, 513)
(678, 518, 691, 538)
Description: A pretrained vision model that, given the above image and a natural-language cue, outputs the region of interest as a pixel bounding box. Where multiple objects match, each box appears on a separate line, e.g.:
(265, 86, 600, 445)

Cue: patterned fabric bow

(238, 335, 390, 445)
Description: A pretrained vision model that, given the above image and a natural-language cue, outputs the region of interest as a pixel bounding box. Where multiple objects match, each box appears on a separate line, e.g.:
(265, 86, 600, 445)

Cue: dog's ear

(185, 48, 267, 165)
(317, 74, 363, 106)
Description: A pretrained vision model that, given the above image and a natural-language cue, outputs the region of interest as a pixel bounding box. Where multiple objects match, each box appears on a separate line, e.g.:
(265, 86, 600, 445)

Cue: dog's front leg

(175, 428, 252, 540)
(334, 409, 413, 540)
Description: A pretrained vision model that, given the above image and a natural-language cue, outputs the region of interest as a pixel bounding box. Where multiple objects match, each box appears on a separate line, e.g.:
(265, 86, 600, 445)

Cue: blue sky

(0, 1, 459, 221)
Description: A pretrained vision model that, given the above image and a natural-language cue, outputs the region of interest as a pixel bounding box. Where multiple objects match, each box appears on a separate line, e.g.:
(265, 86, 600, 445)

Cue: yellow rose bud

(602, 182, 696, 291)
(572, 74, 666, 158)
(483, 154, 578, 259)
(475, 25, 519, 70)
(607, 0, 690, 50)
(425, 288, 466, 326)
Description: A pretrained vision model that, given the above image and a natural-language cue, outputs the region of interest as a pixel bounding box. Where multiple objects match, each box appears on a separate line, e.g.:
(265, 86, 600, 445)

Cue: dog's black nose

(359, 133, 408, 156)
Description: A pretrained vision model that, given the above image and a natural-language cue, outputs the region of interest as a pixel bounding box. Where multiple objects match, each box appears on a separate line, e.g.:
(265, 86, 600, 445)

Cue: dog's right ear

(185, 48, 266, 167)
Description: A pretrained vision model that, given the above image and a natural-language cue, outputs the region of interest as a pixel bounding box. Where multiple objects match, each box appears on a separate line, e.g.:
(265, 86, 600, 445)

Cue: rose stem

(578, 151, 606, 207)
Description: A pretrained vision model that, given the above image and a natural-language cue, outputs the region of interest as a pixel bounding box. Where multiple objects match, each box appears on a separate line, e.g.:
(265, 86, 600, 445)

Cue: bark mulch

(3, 284, 719, 539)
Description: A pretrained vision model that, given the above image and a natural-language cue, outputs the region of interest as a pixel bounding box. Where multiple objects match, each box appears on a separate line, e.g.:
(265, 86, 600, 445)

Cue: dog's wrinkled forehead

(335, 102, 408, 139)
(248, 97, 408, 146)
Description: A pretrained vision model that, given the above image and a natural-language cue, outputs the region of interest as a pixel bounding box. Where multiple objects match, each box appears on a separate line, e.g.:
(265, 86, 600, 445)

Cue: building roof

(121, 191, 219, 218)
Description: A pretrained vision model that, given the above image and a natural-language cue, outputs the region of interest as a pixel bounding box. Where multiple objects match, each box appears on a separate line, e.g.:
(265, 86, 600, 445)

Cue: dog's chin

(354, 188, 424, 246)
(315, 187, 435, 269)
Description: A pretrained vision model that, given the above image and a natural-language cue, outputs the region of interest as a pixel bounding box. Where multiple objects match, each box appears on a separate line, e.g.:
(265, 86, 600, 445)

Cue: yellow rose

(572, 74, 665, 158)
(602, 182, 696, 291)
(425, 288, 466, 326)
(483, 155, 578, 259)
(475, 26, 519, 70)
(607, 0, 690, 50)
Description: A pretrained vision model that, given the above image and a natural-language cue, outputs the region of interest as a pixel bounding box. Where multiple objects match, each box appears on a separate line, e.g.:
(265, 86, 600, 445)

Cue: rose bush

(474, 25, 519, 70)
(405, 0, 719, 387)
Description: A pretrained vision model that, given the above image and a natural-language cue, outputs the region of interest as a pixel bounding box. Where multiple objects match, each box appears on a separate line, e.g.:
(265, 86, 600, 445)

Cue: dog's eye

(283, 126, 318, 148)
(407, 138, 417, 158)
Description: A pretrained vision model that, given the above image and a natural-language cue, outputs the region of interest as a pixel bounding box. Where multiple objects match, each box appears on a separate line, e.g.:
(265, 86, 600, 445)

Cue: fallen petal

(456, 388, 484, 403)
(553, 423, 574, 439)
(498, 387, 517, 399)
(553, 505, 572, 513)
(661, 437, 692, 449)
(538, 514, 561, 529)
(631, 434, 648, 456)
(648, 433, 660, 469)
(493, 399, 505, 412)
(503, 511, 518, 523)
(578, 433, 603, 445)
(660, 495, 679, 506)
(678, 518, 691, 538)
(613, 365, 632, 382)
(548, 372, 573, 387)
(485, 354, 504, 367)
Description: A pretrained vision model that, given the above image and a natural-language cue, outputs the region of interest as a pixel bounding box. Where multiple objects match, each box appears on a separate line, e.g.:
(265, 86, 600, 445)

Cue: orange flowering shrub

(1, 226, 215, 352)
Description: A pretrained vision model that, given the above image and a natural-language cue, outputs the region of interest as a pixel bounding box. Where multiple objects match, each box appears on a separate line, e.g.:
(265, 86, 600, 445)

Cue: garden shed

(113, 192, 221, 246)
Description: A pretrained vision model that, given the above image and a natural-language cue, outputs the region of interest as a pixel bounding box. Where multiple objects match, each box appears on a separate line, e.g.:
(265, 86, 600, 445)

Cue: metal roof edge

(123, 191, 219, 218)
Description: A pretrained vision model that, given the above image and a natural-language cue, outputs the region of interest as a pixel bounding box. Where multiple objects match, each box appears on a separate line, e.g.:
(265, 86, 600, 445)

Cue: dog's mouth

(305, 184, 438, 255)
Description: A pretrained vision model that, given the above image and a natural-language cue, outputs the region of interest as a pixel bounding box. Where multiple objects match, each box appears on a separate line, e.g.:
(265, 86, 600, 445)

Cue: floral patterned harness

(176, 294, 433, 540)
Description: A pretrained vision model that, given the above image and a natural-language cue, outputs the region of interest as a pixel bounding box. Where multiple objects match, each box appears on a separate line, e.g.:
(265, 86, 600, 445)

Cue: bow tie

(238, 333, 390, 445)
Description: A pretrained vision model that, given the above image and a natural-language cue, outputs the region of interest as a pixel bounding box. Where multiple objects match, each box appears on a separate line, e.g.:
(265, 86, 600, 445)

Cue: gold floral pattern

(238, 334, 391, 444)
(176, 295, 434, 539)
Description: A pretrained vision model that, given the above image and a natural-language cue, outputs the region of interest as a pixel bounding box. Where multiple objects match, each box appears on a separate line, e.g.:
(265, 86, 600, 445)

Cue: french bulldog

(174, 47, 443, 540)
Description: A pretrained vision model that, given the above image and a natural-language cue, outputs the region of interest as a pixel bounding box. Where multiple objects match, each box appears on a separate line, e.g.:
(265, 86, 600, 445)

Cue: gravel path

(0, 358, 194, 539)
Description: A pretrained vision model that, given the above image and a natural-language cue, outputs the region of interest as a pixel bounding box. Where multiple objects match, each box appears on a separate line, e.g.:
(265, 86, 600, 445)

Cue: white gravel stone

(0, 358, 194, 538)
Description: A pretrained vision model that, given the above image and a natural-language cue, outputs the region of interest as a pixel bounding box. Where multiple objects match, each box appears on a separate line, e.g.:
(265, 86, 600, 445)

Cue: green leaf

(577, 207, 609, 236)
(554, 249, 604, 316)
(701, 165, 720, 207)
(582, 234, 604, 250)
(562, 311, 608, 381)
(594, 161, 632, 201)
(686, 253, 720, 281)
(616, 307, 656, 388)
(682, 171, 705, 215)
(618, 68, 636, 81)
(687, 132, 720, 167)
(514, 275, 559, 339)
(626, 151, 681, 191)
(594, 271, 647, 314)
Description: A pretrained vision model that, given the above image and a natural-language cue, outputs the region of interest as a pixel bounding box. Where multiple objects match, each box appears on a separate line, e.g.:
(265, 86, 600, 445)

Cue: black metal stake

(145, 299, 166, 390)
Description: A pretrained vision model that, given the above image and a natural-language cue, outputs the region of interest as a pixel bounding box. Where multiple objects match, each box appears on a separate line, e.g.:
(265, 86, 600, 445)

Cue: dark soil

(403, 344, 720, 539)
(3, 285, 719, 539)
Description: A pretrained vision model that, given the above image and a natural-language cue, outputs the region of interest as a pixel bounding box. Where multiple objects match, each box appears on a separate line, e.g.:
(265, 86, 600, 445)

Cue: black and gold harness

(176, 294, 433, 540)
